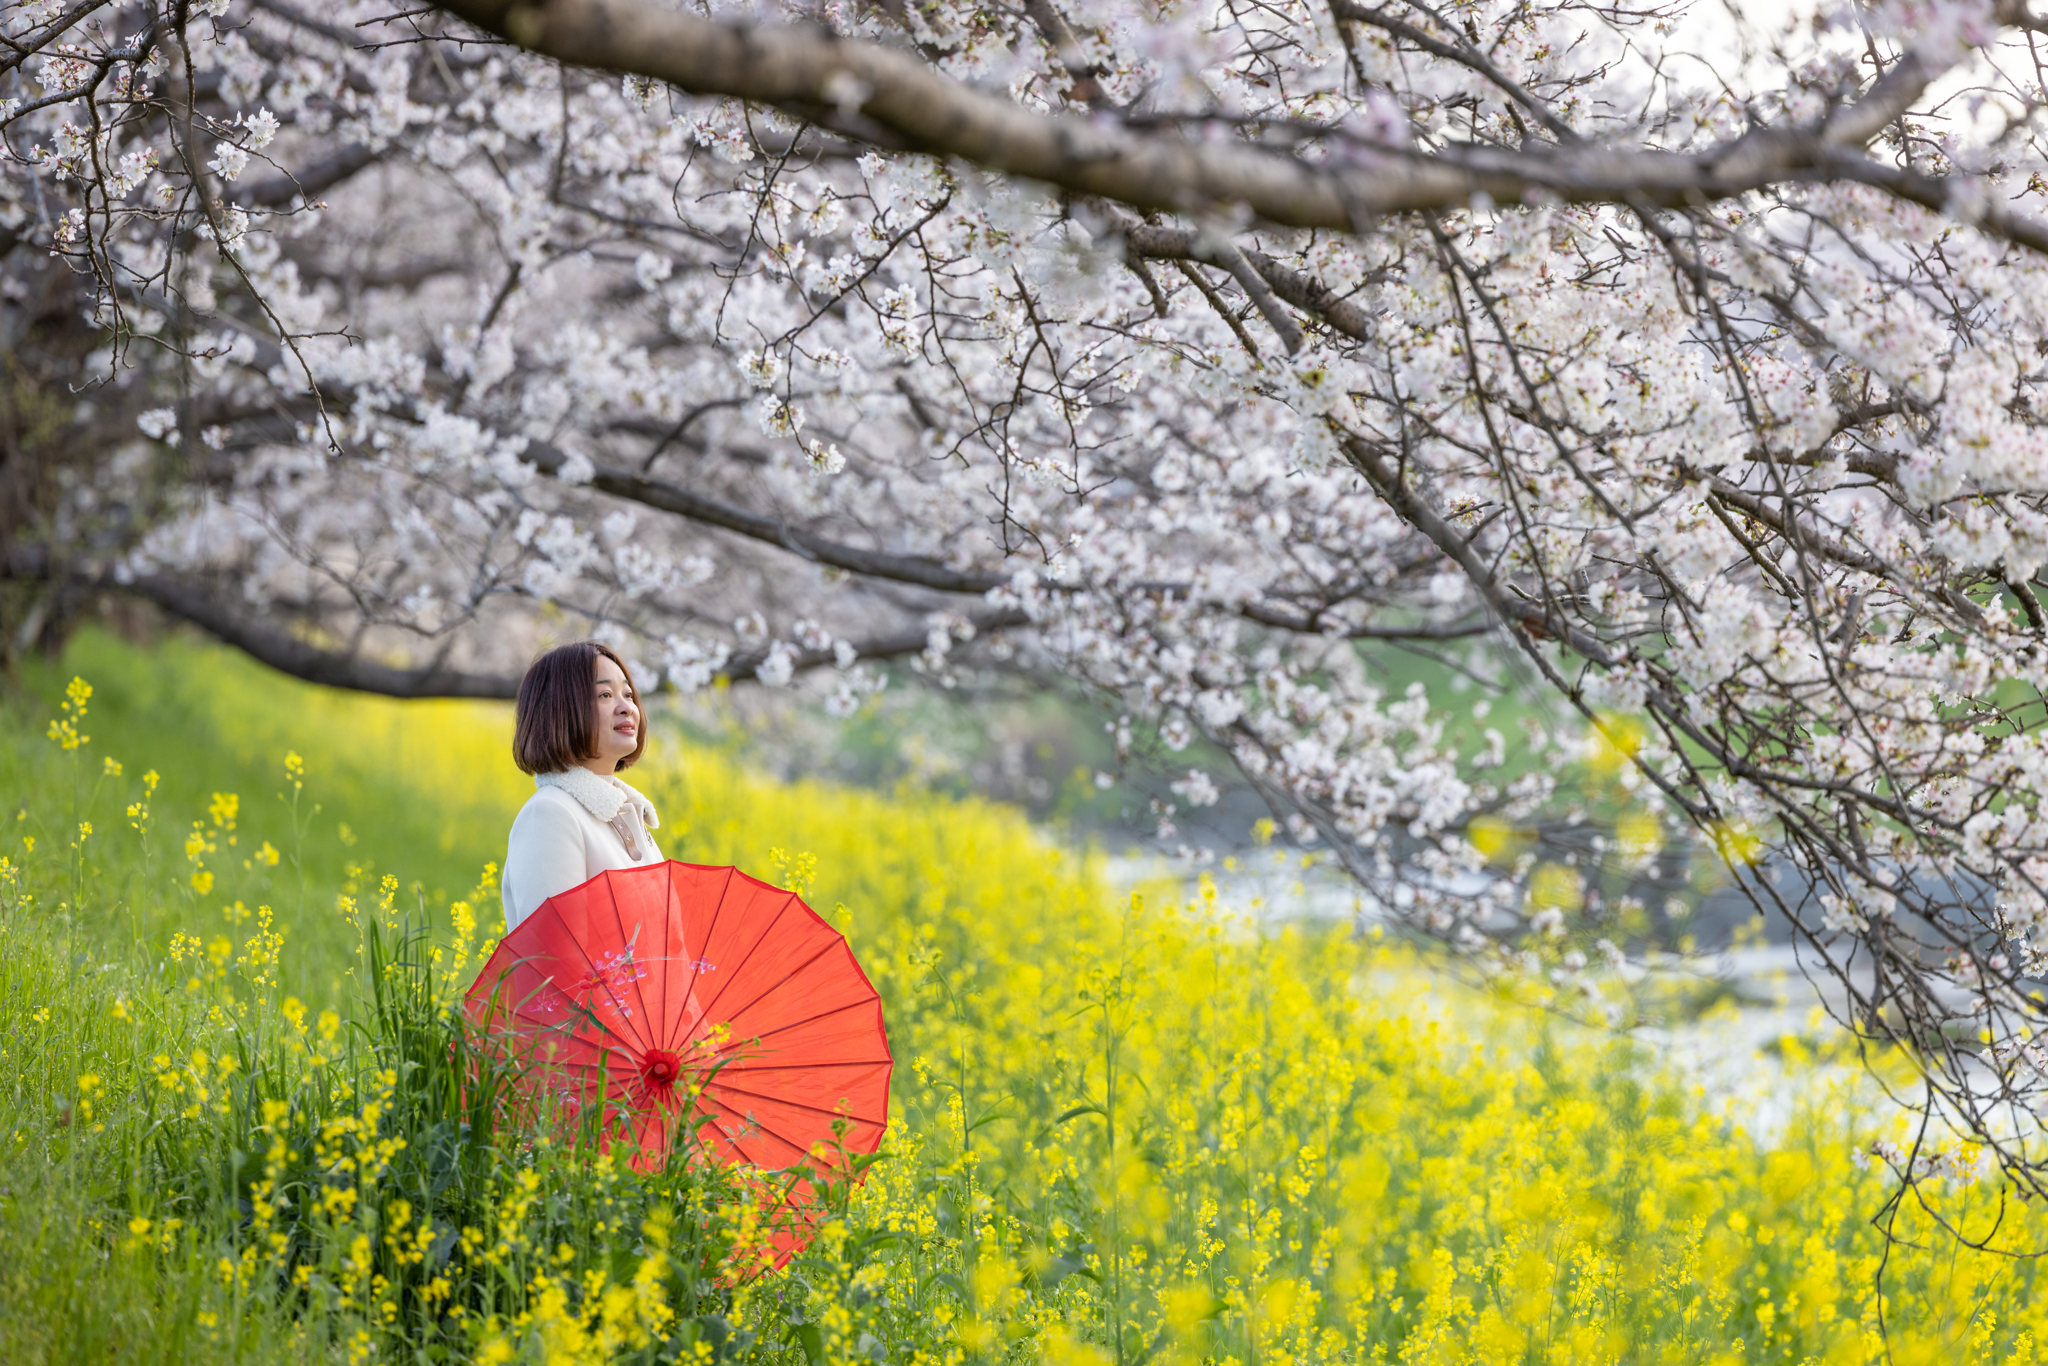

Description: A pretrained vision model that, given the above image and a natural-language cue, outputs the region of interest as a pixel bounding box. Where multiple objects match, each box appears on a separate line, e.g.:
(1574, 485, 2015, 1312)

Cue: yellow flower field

(0, 631, 2041, 1364)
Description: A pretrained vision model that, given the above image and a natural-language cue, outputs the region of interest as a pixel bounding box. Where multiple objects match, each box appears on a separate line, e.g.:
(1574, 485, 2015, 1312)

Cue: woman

(501, 641, 665, 930)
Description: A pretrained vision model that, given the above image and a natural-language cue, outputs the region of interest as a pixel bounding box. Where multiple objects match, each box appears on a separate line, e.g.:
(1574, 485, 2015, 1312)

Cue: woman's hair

(512, 641, 647, 774)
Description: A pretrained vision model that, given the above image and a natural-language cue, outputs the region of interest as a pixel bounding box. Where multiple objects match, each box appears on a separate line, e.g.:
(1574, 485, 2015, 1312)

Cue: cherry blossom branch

(426, 0, 2048, 252)
(722, 603, 1029, 679)
(1, 546, 1026, 697)
(0, 0, 119, 77)
(128, 570, 520, 696)
(1325, 0, 1579, 143)
(526, 438, 1477, 640)
(518, 441, 1009, 594)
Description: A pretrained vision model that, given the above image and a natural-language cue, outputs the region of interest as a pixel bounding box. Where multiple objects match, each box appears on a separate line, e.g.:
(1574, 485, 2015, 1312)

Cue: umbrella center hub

(640, 1049, 682, 1089)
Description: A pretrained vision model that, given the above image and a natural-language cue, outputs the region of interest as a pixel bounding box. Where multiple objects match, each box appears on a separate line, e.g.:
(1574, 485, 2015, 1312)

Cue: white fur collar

(536, 766, 660, 830)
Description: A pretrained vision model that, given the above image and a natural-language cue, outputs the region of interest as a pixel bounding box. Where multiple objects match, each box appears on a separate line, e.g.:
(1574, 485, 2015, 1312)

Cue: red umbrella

(464, 860, 892, 1261)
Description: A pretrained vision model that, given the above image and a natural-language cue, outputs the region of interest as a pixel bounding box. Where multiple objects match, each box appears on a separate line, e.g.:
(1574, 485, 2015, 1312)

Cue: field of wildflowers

(3, 630, 2047, 1364)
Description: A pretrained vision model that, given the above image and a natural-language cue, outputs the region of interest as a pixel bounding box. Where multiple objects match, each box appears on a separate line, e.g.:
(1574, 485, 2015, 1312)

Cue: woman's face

(585, 654, 640, 773)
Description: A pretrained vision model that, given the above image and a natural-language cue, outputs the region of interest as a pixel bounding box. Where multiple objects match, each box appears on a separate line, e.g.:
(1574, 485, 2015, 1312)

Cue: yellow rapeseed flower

(47, 676, 91, 750)
(1526, 861, 1583, 912)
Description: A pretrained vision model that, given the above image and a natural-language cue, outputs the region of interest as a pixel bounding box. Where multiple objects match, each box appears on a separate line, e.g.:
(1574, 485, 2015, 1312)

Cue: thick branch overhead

(429, 0, 2048, 253)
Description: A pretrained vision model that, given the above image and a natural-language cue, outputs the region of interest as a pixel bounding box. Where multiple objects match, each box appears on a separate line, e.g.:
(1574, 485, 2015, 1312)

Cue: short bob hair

(513, 641, 647, 775)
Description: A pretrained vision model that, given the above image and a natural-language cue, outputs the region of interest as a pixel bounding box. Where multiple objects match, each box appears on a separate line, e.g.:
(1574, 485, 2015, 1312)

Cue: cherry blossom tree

(14, 0, 2048, 1201)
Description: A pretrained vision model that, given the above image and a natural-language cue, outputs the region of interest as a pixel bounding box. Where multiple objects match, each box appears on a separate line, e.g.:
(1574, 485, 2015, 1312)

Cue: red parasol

(464, 860, 891, 1258)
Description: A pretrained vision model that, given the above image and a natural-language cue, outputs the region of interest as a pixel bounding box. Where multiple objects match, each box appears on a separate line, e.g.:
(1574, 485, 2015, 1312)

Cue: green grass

(6, 629, 526, 1002)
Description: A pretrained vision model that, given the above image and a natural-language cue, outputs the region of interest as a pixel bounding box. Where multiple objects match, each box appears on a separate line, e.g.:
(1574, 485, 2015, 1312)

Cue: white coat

(501, 766, 664, 930)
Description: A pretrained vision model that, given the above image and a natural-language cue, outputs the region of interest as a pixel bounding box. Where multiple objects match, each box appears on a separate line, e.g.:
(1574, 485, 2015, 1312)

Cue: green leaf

(851, 1229, 903, 1267)
(847, 1150, 892, 1176)
(965, 1105, 1012, 1134)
